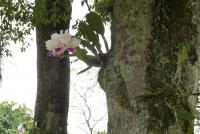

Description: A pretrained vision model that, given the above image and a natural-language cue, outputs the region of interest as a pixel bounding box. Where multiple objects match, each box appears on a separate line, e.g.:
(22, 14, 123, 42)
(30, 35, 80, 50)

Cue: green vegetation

(0, 101, 33, 134)
(0, 0, 34, 56)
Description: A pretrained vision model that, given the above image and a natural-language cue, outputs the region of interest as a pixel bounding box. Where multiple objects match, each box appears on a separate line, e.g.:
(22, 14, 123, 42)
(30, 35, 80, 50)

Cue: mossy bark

(32, 0, 71, 134)
(98, 0, 200, 133)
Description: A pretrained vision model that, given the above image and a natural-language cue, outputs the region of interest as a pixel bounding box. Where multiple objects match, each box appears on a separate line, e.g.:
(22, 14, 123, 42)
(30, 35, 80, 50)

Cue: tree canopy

(0, 0, 33, 56)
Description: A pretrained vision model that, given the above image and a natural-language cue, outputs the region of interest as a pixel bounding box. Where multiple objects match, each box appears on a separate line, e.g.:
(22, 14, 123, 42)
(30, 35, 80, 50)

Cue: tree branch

(93, 41, 103, 55)
(101, 34, 109, 52)
(79, 55, 101, 67)
(77, 66, 92, 74)
(84, 0, 91, 12)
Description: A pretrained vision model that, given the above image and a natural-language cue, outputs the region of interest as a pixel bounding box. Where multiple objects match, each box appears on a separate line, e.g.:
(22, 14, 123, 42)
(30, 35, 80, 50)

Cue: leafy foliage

(33, 0, 71, 27)
(0, 0, 34, 56)
(78, 21, 98, 43)
(175, 107, 194, 123)
(71, 7, 109, 71)
(86, 12, 105, 34)
(93, 0, 113, 22)
(178, 45, 188, 65)
(0, 101, 33, 134)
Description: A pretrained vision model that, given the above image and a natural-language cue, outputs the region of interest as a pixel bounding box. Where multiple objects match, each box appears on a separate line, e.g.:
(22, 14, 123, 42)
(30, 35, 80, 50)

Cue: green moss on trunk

(145, 0, 197, 133)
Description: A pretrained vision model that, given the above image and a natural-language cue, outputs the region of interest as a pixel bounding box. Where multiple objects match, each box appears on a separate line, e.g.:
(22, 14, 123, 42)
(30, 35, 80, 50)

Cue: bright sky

(0, 1, 107, 133)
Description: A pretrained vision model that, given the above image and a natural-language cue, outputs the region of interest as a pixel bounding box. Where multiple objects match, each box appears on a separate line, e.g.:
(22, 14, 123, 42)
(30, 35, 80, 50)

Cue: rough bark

(98, 0, 200, 133)
(32, 0, 71, 134)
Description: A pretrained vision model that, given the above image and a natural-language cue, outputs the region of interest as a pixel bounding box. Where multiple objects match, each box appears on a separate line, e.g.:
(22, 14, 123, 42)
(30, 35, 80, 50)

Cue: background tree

(0, 101, 33, 134)
(32, 0, 72, 134)
(69, 68, 107, 134)
(74, 88, 105, 134)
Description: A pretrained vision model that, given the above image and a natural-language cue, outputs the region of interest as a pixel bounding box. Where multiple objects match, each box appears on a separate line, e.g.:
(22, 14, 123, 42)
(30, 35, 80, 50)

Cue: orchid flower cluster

(17, 123, 26, 133)
(45, 30, 80, 59)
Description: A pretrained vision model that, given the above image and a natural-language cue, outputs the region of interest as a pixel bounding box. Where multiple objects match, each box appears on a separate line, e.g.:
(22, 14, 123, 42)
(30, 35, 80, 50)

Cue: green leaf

(81, 0, 84, 6)
(178, 45, 188, 64)
(79, 21, 98, 42)
(81, 39, 98, 55)
(74, 48, 101, 67)
(86, 12, 105, 34)
(74, 47, 87, 59)
(175, 107, 194, 123)
(77, 66, 92, 74)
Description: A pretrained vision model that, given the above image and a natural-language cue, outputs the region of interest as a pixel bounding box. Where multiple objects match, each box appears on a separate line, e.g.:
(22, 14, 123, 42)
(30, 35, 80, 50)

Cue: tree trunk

(98, 0, 200, 133)
(32, 0, 71, 134)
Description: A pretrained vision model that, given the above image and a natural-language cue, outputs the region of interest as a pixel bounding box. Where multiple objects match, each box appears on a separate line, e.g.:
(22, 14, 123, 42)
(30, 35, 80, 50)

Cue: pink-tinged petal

(47, 51, 52, 57)
(59, 54, 65, 59)
(67, 48, 75, 53)
(55, 47, 62, 52)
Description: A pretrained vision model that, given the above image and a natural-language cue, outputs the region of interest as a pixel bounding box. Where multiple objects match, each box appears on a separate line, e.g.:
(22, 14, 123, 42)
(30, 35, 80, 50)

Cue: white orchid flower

(17, 124, 26, 133)
(45, 29, 80, 58)
(66, 38, 80, 53)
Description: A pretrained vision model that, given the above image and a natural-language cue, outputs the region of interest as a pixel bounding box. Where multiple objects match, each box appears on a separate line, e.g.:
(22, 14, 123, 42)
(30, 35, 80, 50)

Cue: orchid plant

(17, 123, 26, 133)
(45, 30, 80, 59)
(45, 0, 109, 74)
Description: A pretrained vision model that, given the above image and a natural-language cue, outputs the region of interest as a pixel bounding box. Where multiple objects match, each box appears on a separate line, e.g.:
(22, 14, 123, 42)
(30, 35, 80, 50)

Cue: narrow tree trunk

(32, 0, 71, 134)
(98, 0, 200, 133)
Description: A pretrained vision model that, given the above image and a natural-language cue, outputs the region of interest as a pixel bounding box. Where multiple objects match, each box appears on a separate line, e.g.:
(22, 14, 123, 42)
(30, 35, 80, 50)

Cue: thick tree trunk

(98, 0, 200, 133)
(32, 0, 71, 134)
